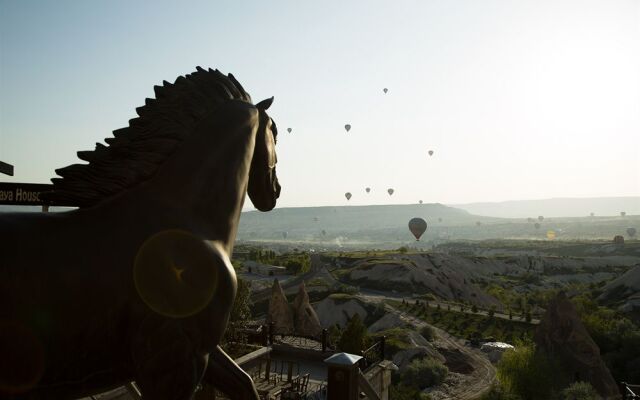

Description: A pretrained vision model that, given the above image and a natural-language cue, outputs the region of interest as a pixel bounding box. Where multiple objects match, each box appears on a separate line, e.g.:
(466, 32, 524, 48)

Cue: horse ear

(256, 97, 274, 110)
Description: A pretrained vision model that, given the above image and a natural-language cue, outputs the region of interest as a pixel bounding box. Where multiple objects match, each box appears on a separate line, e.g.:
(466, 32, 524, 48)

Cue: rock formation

(534, 292, 620, 399)
(598, 265, 640, 321)
(314, 295, 369, 328)
(266, 279, 294, 334)
(292, 282, 323, 338)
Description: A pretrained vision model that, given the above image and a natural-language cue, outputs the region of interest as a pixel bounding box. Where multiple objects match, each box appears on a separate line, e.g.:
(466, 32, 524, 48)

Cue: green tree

(328, 324, 342, 346)
(338, 314, 369, 354)
(489, 305, 496, 318)
(480, 385, 522, 400)
(497, 342, 562, 400)
(472, 304, 478, 313)
(223, 277, 252, 344)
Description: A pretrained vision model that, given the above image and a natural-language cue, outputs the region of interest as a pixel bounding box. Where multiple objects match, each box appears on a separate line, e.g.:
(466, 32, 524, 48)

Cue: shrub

(472, 304, 478, 313)
(480, 385, 523, 400)
(420, 325, 436, 342)
(401, 358, 448, 389)
(389, 383, 431, 400)
(562, 382, 599, 400)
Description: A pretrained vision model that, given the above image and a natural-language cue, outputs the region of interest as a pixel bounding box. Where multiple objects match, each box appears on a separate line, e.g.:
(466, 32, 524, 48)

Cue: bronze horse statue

(0, 68, 280, 399)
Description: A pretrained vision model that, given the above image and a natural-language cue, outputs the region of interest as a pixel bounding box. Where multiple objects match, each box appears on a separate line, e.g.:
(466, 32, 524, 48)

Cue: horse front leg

(197, 345, 259, 400)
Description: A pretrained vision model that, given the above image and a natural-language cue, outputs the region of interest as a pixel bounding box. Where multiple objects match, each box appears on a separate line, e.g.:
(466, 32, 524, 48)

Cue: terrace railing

(622, 382, 639, 400)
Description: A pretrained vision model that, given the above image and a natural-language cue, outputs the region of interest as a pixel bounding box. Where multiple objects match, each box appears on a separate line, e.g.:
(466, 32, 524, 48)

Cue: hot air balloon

(321, 230, 327, 236)
(590, 212, 595, 217)
(408, 217, 427, 241)
(627, 227, 637, 237)
(419, 200, 423, 204)
(621, 211, 626, 217)
(546, 230, 556, 240)
(287, 128, 292, 133)
(365, 187, 371, 193)
(387, 188, 394, 196)
(476, 221, 482, 226)
(344, 124, 351, 132)
(383, 88, 388, 94)
(438, 218, 442, 223)
(428, 150, 434, 156)
(538, 216, 544, 222)
(345, 192, 352, 200)
(534, 223, 541, 230)
(282, 232, 288, 239)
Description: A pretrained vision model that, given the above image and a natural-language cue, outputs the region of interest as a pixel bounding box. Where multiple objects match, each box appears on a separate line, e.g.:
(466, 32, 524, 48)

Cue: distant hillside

(238, 202, 640, 247)
(450, 197, 640, 218)
(238, 203, 491, 243)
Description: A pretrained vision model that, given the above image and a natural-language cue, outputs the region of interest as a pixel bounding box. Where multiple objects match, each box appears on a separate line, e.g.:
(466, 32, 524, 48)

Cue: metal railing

(622, 382, 639, 400)
(359, 336, 386, 371)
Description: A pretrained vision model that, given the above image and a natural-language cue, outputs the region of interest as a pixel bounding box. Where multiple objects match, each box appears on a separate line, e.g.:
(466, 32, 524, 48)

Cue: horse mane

(41, 67, 252, 207)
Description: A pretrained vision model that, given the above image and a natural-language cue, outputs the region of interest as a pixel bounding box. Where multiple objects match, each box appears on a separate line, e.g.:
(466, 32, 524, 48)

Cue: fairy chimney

(534, 292, 620, 399)
(266, 279, 294, 334)
(293, 282, 323, 338)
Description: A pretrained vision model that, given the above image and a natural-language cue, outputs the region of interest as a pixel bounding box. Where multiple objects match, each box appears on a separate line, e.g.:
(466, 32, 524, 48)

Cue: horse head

(248, 97, 281, 211)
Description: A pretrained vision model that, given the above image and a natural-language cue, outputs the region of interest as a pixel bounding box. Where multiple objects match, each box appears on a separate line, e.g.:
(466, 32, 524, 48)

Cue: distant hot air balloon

(538, 216, 544, 222)
(546, 230, 556, 240)
(344, 124, 351, 132)
(282, 232, 288, 239)
(534, 223, 541, 230)
(365, 187, 371, 193)
(345, 192, 352, 200)
(428, 150, 434, 156)
(419, 200, 423, 204)
(321, 230, 327, 236)
(476, 221, 482, 227)
(627, 227, 637, 237)
(387, 188, 394, 196)
(383, 88, 388, 94)
(621, 211, 626, 217)
(590, 212, 595, 217)
(438, 218, 442, 223)
(287, 127, 292, 133)
(408, 217, 428, 241)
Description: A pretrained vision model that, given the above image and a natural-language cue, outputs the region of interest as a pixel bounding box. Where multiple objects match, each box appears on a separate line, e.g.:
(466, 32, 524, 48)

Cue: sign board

(0, 161, 14, 176)
(0, 182, 54, 206)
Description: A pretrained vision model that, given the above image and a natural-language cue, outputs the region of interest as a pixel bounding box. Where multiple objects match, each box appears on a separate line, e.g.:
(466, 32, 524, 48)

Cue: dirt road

(361, 296, 496, 400)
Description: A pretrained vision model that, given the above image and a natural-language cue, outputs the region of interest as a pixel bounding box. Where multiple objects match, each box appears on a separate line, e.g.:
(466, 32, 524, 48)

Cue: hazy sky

(1, 0, 639, 209)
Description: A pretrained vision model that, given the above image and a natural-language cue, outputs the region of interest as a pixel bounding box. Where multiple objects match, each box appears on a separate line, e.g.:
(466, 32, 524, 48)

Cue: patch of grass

(371, 327, 414, 355)
(328, 293, 356, 301)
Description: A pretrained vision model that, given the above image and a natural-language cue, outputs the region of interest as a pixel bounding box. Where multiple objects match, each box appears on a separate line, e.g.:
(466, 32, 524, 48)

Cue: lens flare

(133, 230, 218, 318)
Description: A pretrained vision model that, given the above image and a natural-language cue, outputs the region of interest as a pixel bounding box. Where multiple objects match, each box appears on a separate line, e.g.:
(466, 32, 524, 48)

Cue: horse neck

(107, 113, 257, 255)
